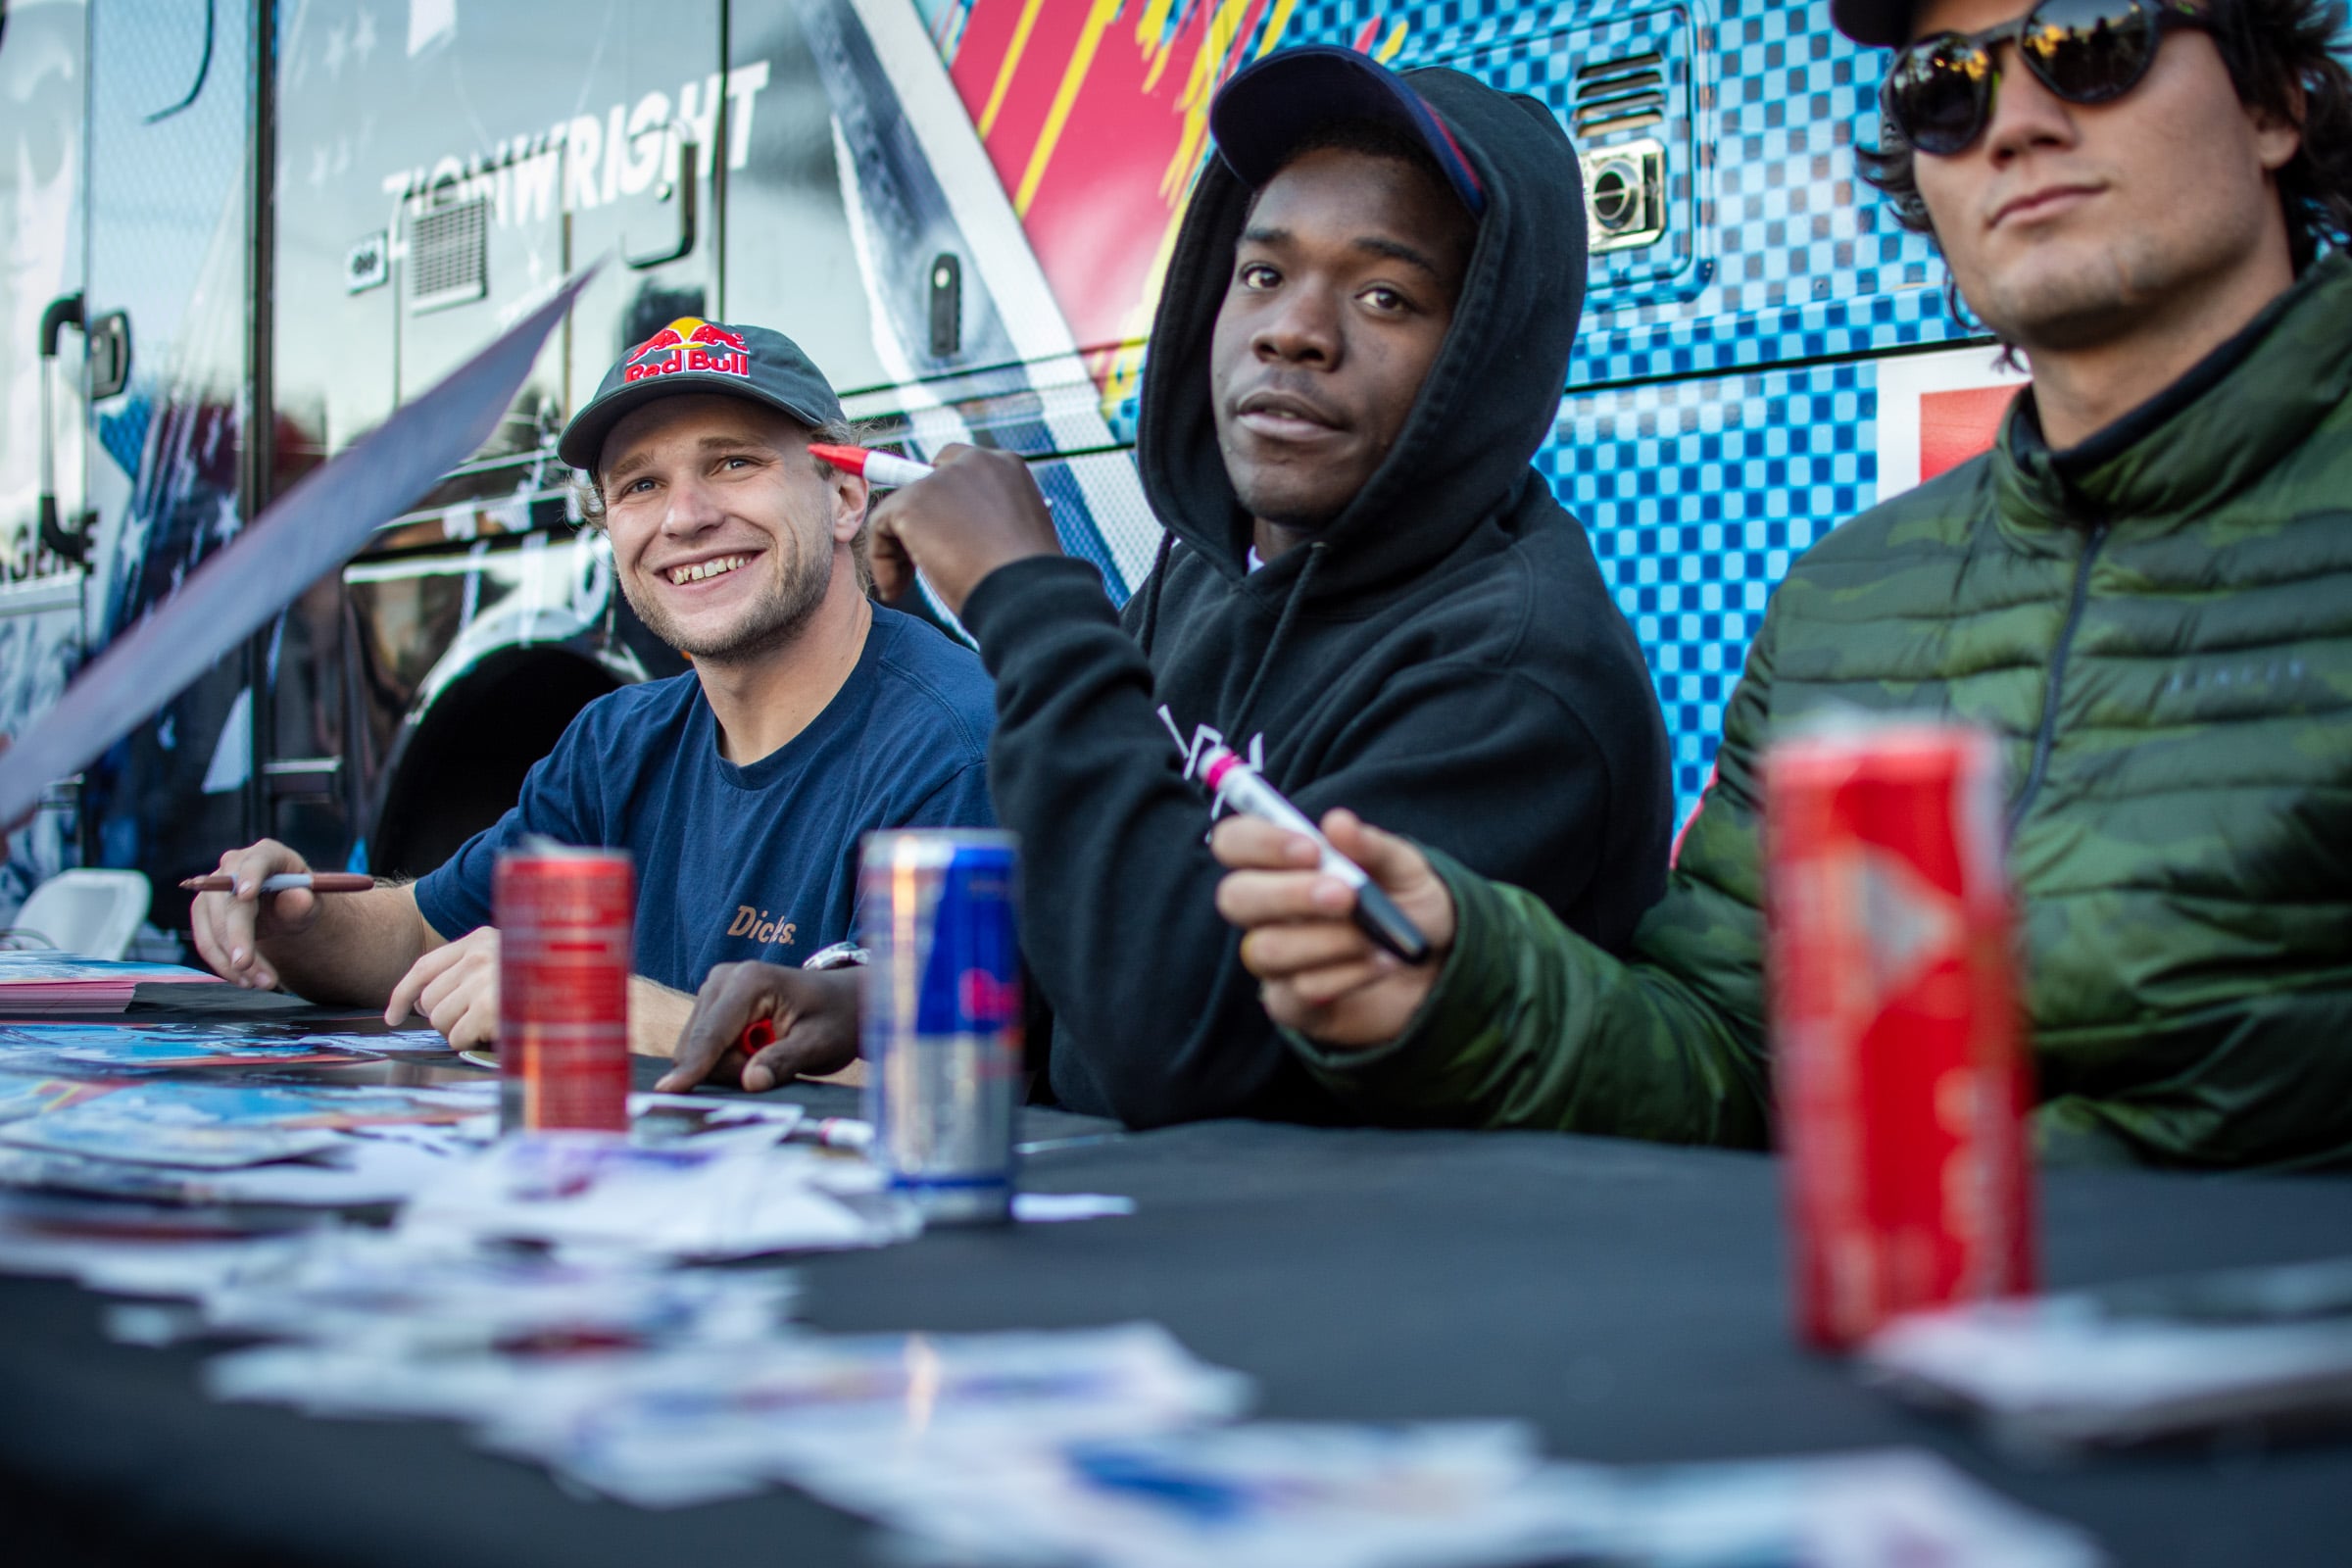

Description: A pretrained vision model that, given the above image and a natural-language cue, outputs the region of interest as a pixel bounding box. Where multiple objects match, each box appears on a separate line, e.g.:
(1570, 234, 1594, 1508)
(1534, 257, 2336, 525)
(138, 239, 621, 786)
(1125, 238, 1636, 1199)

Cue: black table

(2, 995, 2348, 1566)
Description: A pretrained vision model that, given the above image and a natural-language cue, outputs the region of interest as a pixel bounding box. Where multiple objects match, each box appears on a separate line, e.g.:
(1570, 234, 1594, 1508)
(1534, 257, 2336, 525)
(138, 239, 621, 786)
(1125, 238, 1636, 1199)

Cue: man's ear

(830, 468, 870, 545)
(2251, 82, 2305, 175)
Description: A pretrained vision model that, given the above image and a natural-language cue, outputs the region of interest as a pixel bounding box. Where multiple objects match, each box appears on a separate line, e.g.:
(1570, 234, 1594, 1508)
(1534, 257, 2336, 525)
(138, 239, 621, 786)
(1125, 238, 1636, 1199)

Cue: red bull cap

(558, 316, 845, 472)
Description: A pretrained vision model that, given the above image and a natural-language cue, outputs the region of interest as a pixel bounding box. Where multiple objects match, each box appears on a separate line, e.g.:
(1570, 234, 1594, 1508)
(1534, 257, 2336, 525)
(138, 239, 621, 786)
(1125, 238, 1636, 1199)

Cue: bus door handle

(626, 131, 699, 270)
(36, 294, 94, 568)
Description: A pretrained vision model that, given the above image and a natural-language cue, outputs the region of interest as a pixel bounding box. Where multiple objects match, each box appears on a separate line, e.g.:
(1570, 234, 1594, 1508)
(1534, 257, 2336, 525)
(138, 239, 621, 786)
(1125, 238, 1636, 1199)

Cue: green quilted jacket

(1291, 254, 2352, 1171)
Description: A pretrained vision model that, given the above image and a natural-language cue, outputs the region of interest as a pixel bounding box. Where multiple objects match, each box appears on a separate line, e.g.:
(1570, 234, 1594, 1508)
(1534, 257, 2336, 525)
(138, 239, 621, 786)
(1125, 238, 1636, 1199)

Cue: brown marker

(179, 872, 377, 894)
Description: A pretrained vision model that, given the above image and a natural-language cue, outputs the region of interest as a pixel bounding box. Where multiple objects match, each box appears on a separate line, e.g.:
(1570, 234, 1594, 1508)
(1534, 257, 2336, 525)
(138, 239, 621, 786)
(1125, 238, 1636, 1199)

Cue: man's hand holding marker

(658, 961, 859, 1094)
(181, 872, 375, 895)
(1200, 747, 1430, 963)
(1211, 807, 1456, 1050)
(813, 444, 1062, 617)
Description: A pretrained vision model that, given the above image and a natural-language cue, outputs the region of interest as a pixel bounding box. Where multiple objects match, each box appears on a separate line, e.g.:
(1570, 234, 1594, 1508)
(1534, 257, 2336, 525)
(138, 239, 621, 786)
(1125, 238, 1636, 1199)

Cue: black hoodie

(957, 66, 1673, 1127)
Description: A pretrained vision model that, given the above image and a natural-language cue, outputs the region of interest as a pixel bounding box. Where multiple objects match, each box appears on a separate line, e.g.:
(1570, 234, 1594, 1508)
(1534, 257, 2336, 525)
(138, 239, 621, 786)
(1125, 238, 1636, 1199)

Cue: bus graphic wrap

(0, 0, 2154, 947)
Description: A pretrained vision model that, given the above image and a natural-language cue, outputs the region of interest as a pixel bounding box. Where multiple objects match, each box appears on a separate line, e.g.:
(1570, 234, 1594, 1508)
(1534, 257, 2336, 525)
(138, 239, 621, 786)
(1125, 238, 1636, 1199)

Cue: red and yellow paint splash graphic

(942, 1, 1408, 407)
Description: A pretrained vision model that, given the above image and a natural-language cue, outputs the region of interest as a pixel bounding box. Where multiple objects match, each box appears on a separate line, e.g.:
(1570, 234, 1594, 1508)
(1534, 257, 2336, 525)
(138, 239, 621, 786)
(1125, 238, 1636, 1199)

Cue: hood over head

(1137, 55, 1590, 601)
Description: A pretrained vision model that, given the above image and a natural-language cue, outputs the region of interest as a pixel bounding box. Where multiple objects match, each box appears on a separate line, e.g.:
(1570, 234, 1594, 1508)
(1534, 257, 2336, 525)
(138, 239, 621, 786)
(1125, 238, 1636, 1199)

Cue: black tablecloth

(2, 1000, 2348, 1566)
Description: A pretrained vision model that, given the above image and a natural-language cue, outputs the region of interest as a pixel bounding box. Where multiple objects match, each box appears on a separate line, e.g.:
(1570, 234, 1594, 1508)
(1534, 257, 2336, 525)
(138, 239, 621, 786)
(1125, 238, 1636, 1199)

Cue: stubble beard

(621, 536, 834, 667)
(1969, 257, 2142, 354)
(1960, 226, 2239, 357)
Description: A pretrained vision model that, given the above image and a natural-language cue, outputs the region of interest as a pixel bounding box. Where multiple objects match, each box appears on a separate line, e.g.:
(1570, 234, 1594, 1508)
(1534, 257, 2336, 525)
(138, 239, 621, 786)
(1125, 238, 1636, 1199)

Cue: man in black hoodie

(658, 46, 1673, 1127)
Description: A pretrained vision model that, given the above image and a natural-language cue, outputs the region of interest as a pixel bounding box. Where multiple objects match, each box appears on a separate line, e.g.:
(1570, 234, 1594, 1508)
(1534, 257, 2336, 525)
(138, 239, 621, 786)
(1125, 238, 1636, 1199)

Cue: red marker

(809, 443, 935, 489)
(738, 1016, 776, 1060)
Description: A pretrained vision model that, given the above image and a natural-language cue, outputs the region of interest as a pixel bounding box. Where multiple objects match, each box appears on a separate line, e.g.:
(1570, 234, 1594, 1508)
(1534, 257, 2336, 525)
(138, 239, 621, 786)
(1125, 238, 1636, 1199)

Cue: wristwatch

(802, 941, 870, 971)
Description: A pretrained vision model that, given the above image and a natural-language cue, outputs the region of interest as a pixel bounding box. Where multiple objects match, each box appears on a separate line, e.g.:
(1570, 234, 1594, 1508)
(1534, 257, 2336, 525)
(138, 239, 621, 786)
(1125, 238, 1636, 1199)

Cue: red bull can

(1765, 720, 2037, 1350)
(859, 830, 1021, 1225)
(495, 846, 633, 1135)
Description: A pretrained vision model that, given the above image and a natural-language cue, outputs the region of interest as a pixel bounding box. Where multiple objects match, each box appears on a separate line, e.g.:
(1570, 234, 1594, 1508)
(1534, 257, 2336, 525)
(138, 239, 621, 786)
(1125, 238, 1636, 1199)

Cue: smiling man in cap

(658, 47, 1675, 1123)
(1210, 0, 2352, 1169)
(191, 320, 997, 1069)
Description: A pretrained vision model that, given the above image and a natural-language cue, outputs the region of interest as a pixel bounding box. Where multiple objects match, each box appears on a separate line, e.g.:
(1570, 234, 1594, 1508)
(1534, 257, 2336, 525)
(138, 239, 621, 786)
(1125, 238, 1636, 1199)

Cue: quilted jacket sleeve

(1283, 602, 1782, 1146)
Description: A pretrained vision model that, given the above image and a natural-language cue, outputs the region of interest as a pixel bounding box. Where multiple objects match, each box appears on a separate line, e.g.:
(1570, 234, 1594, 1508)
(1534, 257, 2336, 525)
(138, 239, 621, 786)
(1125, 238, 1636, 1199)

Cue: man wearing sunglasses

(1208, 0, 2352, 1169)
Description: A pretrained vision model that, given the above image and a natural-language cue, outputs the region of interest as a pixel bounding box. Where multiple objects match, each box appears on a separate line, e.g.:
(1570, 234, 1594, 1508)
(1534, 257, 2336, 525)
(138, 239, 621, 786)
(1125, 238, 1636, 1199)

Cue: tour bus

(0, 0, 2025, 948)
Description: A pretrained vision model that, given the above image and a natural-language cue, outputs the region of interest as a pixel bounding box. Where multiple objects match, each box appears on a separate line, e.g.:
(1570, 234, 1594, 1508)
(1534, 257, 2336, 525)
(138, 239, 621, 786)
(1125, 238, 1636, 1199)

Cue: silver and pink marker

(1201, 746, 1432, 965)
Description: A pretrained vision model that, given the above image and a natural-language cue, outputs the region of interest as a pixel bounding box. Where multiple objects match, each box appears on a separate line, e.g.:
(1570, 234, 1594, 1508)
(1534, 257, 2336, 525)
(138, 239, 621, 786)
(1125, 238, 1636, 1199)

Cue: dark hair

(1856, 0, 2352, 284)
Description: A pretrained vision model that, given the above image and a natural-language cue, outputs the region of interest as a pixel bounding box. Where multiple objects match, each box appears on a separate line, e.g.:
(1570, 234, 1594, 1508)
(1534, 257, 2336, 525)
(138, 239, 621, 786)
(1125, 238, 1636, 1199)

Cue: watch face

(802, 942, 870, 971)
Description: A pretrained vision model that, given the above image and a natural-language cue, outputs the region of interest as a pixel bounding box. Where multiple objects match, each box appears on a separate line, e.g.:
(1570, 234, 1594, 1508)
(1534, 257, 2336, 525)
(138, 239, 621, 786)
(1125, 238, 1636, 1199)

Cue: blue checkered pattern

(1549, 359, 1877, 812)
(1315, 0, 1972, 371)
(1258, 0, 1976, 819)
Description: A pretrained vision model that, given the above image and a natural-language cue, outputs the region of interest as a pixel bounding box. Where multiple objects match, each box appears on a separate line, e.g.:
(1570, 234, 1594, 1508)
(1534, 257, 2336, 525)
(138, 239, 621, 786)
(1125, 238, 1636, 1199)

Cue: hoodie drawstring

(1227, 541, 1324, 750)
(1136, 529, 1178, 656)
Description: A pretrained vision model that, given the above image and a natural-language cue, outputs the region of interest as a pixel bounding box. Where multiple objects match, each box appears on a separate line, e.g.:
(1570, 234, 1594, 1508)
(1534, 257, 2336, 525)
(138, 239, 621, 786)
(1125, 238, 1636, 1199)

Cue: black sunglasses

(1882, 0, 2212, 157)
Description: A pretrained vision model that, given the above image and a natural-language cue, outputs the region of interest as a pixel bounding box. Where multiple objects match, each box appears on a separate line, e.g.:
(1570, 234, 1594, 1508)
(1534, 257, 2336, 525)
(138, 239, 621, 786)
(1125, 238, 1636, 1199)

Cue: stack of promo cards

(804, 1429, 2102, 1568)
(214, 1308, 2094, 1568)
(0, 954, 223, 1014)
(0, 1020, 450, 1075)
(0, 1078, 485, 1170)
(201, 1318, 1252, 1511)
(397, 1132, 916, 1261)
(1863, 1256, 2352, 1454)
(190, 1227, 802, 1353)
(483, 1322, 1254, 1509)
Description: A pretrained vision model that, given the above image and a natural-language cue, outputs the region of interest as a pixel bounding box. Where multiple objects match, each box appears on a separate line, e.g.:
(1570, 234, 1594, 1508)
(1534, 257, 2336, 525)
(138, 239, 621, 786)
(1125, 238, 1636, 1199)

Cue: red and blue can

(859, 830, 1022, 1224)
(495, 846, 633, 1135)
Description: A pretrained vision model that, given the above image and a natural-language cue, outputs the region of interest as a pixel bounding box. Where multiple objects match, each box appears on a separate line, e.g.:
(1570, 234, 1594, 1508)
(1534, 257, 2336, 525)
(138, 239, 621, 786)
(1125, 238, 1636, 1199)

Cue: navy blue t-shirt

(413, 608, 996, 993)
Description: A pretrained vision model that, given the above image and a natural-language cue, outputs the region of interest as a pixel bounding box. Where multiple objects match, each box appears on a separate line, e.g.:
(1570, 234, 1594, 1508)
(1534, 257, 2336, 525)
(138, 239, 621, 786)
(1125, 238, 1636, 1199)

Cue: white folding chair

(6, 869, 154, 959)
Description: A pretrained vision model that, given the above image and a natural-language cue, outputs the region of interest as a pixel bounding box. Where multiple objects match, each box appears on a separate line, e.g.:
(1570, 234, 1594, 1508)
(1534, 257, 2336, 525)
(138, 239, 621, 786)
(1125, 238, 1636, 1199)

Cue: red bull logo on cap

(625, 317, 753, 382)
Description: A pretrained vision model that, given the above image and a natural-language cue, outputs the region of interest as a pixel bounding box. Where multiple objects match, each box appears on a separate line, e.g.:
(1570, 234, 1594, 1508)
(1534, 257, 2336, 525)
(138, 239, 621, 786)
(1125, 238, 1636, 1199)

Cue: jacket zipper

(2006, 519, 2109, 837)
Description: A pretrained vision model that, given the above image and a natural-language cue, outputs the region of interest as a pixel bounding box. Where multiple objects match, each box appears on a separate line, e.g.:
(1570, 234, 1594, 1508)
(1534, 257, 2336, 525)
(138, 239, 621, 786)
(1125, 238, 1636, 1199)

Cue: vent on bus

(410, 195, 489, 313)
(1582, 139, 1667, 253)
(1572, 52, 1666, 140)
(1431, 10, 1694, 296)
